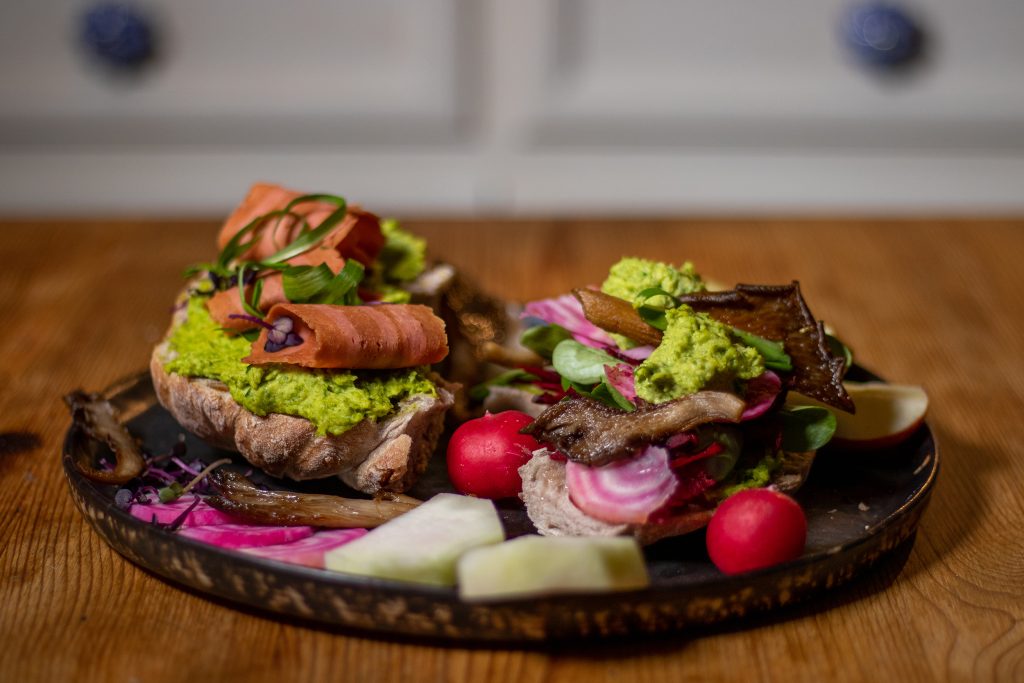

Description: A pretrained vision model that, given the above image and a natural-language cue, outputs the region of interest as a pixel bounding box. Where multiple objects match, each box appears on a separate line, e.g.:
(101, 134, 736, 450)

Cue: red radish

(242, 529, 368, 568)
(179, 524, 315, 549)
(447, 411, 541, 499)
(129, 495, 241, 527)
(706, 489, 806, 575)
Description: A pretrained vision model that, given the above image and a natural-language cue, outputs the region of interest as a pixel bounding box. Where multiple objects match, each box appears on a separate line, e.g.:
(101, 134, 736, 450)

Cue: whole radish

(706, 488, 807, 575)
(447, 411, 540, 499)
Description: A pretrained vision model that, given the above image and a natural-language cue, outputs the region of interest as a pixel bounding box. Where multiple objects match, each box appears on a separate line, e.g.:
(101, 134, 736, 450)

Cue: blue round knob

(80, 3, 156, 70)
(841, 3, 923, 68)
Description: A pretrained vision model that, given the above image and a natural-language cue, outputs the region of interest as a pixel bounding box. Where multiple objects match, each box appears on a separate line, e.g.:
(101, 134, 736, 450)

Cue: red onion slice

(619, 345, 654, 361)
(523, 293, 616, 349)
(566, 446, 678, 524)
(741, 370, 782, 420)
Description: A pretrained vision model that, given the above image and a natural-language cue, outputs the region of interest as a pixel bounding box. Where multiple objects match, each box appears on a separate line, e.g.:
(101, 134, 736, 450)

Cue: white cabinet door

(0, 0, 1022, 213)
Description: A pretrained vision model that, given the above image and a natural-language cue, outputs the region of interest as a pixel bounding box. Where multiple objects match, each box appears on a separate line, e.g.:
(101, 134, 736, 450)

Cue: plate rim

(61, 370, 940, 640)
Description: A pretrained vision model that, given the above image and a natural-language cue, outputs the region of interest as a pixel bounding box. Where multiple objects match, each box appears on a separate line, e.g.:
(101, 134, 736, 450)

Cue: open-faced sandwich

(151, 183, 456, 494)
(474, 257, 855, 545)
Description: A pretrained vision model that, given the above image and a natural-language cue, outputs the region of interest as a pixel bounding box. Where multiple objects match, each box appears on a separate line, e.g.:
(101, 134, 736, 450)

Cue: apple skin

(788, 382, 929, 450)
(830, 383, 929, 450)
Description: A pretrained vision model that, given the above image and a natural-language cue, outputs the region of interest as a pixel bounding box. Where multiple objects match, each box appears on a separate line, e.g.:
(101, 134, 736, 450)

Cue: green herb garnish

(731, 328, 793, 372)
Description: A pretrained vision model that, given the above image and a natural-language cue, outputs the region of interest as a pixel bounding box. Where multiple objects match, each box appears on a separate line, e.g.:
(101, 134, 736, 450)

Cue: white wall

(1, 0, 1023, 215)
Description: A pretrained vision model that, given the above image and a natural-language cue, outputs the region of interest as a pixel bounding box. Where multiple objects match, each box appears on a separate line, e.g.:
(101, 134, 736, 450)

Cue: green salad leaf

(780, 406, 837, 451)
(552, 340, 618, 385)
(520, 324, 573, 360)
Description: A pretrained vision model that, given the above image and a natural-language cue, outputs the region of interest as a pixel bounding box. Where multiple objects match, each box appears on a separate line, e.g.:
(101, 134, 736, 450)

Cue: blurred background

(0, 0, 1022, 216)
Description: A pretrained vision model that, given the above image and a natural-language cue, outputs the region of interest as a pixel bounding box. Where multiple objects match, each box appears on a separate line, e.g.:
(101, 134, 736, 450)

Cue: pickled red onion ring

(741, 370, 782, 420)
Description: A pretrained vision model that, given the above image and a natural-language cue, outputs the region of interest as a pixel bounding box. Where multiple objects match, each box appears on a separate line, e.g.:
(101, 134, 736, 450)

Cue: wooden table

(2, 218, 1022, 682)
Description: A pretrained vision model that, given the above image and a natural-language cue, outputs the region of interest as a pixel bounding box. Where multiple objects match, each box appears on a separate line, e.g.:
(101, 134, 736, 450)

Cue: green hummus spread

(719, 452, 783, 498)
(164, 298, 437, 435)
(600, 257, 705, 308)
(634, 305, 763, 403)
(378, 219, 426, 283)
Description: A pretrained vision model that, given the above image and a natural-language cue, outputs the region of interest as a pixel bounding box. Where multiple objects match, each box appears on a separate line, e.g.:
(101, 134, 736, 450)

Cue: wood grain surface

(1, 218, 1022, 682)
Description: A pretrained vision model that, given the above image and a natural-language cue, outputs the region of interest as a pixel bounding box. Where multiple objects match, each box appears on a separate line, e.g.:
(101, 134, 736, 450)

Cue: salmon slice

(217, 183, 385, 267)
(205, 249, 347, 332)
(245, 303, 449, 369)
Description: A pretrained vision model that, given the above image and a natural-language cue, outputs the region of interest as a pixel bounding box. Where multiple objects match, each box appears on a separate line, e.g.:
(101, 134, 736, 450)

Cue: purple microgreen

(264, 329, 303, 353)
(170, 456, 201, 477)
(114, 488, 134, 510)
(164, 496, 202, 533)
(144, 466, 177, 485)
(180, 458, 233, 497)
(136, 486, 160, 504)
(227, 314, 275, 331)
(158, 482, 184, 503)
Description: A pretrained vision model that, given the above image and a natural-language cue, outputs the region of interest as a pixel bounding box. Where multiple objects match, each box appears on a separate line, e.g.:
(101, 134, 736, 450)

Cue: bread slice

(519, 448, 815, 546)
(150, 325, 455, 495)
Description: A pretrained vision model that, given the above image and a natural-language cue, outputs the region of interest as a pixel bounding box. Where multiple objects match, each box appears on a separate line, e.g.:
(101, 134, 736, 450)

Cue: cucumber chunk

(457, 535, 649, 600)
(324, 493, 504, 586)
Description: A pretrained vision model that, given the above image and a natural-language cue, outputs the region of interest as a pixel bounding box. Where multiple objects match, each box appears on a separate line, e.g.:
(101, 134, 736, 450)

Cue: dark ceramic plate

(62, 368, 937, 642)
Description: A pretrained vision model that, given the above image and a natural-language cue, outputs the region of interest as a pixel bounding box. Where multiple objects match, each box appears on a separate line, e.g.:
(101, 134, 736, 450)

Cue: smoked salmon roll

(245, 303, 449, 370)
(217, 183, 385, 267)
(205, 249, 346, 332)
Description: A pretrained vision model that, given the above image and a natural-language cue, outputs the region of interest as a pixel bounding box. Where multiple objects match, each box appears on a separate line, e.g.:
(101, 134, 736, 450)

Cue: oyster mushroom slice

(521, 392, 745, 467)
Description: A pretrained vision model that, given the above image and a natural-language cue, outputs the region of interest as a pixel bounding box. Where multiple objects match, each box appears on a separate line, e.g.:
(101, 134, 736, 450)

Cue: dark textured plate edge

(60, 374, 939, 643)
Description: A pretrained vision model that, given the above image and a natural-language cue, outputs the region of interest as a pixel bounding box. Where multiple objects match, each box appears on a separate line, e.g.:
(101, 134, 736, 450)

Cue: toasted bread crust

(150, 339, 454, 495)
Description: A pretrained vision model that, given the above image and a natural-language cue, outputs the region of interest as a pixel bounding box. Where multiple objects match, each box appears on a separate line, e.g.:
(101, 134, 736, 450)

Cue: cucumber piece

(323, 493, 504, 586)
(457, 535, 649, 600)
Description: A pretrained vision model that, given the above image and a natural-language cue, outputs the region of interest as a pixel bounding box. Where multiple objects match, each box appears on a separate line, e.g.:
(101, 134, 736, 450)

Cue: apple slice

(457, 535, 649, 601)
(790, 381, 928, 449)
(323, 493, 504, 586)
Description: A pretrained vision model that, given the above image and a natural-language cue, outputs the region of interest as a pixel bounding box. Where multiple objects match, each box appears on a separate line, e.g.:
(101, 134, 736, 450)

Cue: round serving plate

(62, 369, 938, 643)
